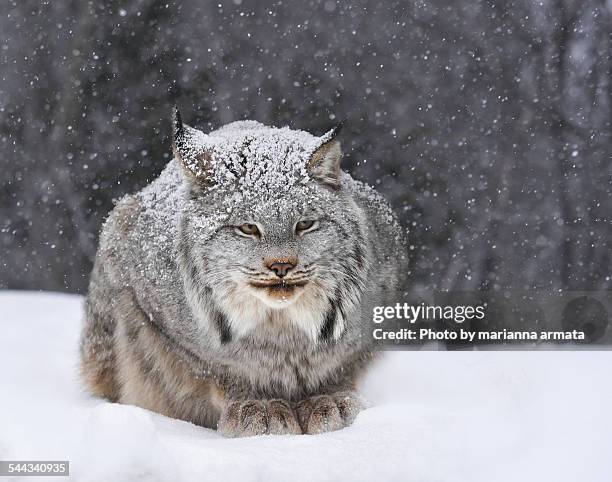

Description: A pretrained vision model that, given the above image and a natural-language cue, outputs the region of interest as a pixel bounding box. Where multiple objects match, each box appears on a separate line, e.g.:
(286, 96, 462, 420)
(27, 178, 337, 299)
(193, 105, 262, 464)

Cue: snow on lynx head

(172, 109, 370, 343)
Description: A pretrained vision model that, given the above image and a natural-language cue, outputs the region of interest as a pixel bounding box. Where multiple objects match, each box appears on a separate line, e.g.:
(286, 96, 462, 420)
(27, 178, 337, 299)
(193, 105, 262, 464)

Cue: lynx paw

(295, 391, 365, 435)
(217, 399, 302, 437)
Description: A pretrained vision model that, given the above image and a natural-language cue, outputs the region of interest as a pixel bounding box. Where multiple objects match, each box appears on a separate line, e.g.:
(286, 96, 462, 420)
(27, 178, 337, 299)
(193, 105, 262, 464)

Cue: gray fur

(80, 114, 406, 436)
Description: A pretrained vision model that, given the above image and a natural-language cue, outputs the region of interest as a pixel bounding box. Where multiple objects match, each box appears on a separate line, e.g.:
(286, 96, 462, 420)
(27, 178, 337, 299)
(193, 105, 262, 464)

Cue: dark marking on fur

(335, 286, 347, 322)
(190, 263, 199, 282)
(328, 217, 349, 240)
(320, 303, 337, 341)
(353, 237, 366, 270)
(213, 309, 232, 344)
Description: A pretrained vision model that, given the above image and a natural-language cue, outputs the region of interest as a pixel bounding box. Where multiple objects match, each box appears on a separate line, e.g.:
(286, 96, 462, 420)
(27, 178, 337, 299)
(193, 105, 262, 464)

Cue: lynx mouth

(248, 279, 309, 306)
(248, 280, 309, 290)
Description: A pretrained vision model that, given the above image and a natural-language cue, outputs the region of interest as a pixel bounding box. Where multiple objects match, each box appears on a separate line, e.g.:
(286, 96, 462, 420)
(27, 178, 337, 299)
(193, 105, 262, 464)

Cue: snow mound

(1, 291, 611, 482)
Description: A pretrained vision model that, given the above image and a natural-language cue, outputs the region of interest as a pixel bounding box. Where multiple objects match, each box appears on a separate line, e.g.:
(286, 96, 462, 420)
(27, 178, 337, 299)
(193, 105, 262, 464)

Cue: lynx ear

(172, 107, 215, 187)
(307, 123, 343, 188)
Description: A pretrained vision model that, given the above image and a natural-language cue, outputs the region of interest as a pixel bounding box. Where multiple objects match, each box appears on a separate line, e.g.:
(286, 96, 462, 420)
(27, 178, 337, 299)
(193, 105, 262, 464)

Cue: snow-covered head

(172, 107, 342, 192)
(174, 109, 368, 343)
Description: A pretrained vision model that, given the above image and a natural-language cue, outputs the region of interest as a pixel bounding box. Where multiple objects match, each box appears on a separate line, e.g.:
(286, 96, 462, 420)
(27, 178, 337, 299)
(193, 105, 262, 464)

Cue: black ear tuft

(172, 106, 184, 138)
(328, 119, 346, 139)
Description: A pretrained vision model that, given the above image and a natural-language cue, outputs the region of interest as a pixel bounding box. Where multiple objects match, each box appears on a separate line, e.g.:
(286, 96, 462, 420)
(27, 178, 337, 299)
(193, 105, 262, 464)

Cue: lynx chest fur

(80, 110, 406, 436)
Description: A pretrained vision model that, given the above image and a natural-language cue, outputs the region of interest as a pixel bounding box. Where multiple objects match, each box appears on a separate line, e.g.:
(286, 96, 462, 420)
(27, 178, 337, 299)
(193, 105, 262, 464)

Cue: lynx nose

(267, 260, 296, 278)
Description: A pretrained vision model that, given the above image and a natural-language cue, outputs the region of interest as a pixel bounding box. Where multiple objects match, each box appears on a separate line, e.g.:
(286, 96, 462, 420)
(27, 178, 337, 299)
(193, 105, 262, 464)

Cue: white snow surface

(1, 291, 611, 482)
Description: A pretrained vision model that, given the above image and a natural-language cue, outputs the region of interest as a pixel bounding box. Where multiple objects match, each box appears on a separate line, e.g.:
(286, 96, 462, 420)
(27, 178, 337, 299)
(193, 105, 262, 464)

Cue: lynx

(80, 108, 406, 437)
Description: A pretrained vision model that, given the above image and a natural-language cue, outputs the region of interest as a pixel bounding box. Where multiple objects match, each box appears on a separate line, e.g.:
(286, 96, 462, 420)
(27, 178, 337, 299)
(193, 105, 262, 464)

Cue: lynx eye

(295, 219, 318, 235)
(236, 223, 260, 237)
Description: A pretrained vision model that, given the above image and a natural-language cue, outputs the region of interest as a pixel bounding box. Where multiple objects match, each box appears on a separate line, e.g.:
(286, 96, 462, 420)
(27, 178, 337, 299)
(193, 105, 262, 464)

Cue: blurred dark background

(1, 0, 611, 294)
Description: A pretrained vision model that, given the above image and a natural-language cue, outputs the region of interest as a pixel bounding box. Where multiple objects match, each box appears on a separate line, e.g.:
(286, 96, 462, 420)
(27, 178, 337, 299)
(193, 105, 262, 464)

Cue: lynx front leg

(295, 391, 365, 435)
(217, 399, 302, 437)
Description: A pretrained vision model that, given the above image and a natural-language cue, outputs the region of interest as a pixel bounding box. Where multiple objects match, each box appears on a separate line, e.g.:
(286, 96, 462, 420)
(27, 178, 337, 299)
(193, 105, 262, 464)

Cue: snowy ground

(1, 291, 611, 482)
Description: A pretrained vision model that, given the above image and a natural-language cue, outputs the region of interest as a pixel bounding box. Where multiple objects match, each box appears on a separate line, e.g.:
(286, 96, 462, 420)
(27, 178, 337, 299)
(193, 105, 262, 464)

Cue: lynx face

(174, 111, 368, 342)
(186, 181, 363, 308)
